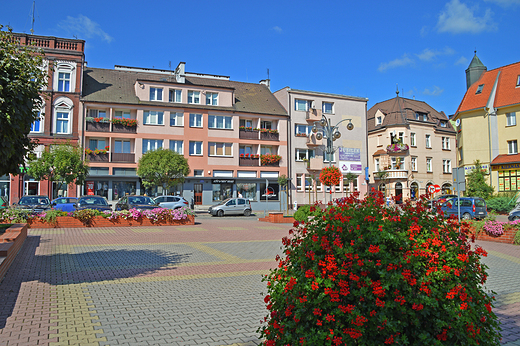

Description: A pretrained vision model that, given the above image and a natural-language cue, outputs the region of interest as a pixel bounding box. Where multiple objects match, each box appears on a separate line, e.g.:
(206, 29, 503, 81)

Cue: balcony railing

(373, 169, 408, 180)
(306, 134, 323, 146)
(239, 157, 260, 166)
(112, 124, 137, 133)
(87, 153, 109, 162)
(86, 121, 110, 132)
(111, 153, 135, 163)
(239, 129, 259, 139)
(306, 108, 322, 122)
(260, 131, 279, 141)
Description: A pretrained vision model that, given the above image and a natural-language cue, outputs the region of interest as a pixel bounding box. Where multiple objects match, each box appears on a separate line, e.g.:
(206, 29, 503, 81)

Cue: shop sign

(86, 181, 95, 195)
(212, 179, 235, 184)
(464, 164, 489, 174)
(339, 147, 362, 174)
(491, 163, 520, 171)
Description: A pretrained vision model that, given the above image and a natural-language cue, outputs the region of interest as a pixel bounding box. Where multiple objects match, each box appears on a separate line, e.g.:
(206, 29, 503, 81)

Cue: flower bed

(27, 214, 194, 228)
(469, 219, 520, 244)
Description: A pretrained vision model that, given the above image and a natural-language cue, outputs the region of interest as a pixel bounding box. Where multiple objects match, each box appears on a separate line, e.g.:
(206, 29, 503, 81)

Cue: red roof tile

(491, 153, 520, 165)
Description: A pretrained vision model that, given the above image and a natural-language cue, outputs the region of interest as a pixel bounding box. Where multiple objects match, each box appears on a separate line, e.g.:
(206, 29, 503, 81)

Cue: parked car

(51, 197, 78, 212)
(76, 196, 112, 212)
(0, 196, 8, 210)
(115, 196, 158, 211)
(440, 197, 487, 220)
(153, 195, 189, 210)
(509, 204, 520, 221)
(13, 195, 51, 214)
(208, 198, 252, 217)
(428, 194, 458, 209)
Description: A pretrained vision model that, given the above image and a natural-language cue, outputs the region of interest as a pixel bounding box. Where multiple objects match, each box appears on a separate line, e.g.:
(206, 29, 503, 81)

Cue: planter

(239, 130, 259, 140)
(239, 157, 259, 166)
(470, 226, 517, 244)
(86, 121, 110, 132)
(260, 132, 279, 141)
(87, 153, 109, 162)
(258, 212, 295, 224)
(26, 215, 195, 228)
(262, 161, 280, 167)
(0, 224, 28, 281)
(112, 124, 137, 133)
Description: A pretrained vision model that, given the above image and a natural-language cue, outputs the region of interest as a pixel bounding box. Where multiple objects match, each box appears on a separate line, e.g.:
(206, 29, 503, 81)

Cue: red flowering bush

(112, 118, 138, 127)
(259, 190, 501, 345)
(261, 154, 282, 165)
(320, 166, 342, 186)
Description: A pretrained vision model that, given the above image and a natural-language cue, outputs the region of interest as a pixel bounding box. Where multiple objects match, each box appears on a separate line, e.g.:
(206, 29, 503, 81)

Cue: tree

(0, 26, 47, 176)
(137, 149, 190, 192)
(343, 172, 358, 195)
(27, 143, 90, 199)
(466, 160, 494, 199)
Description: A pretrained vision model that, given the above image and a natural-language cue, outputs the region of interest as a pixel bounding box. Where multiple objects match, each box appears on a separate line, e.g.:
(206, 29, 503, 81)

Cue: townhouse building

(81, 63, 288, 209)
(367, 92, 457, 202)
(1, 33, 85, 203)
(454, 54, 520, 193)
(274, 88, 368, 205)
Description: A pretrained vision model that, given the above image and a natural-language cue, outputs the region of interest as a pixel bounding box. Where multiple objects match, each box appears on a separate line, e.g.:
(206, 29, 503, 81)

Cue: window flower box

(261, 154, 281, 166)
(386, 140, 409, 154)
(85, 117, 110, 132)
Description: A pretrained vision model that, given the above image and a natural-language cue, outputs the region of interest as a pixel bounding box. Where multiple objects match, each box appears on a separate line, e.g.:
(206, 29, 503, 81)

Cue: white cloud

(420, 26, 429, 37)
(455, 56, 469, 65)
(437, 0, 496, 34)
(378, 54, 414, 72)
(272, 26, 282, 33)
(416, 47, 455, 61)
(58, 15, 113, 43)
(484, 0, 520, 6)
(423, 86, 444, 96)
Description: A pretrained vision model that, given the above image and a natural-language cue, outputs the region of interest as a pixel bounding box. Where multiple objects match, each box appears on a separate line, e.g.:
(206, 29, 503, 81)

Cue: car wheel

(244, 209, 251, 217)
(462, 213, 471, 220)
(217, 210, 224, 217)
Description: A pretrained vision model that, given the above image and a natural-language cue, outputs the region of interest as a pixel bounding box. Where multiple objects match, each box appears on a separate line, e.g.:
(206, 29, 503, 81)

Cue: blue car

(440, 197, 487, 220)
(51, 197, 78, 212)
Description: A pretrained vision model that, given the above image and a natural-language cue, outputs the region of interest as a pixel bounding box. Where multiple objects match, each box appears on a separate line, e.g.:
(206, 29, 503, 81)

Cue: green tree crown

(137, 148, 190, 190)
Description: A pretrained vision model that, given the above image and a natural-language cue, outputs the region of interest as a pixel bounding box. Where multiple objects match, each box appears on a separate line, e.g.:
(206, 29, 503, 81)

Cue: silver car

(208, 198, 252, 217)
(153, 195, 189, 209)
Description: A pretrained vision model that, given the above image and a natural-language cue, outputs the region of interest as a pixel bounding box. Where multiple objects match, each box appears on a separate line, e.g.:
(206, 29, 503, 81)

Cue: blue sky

(2, 0, 520, 116)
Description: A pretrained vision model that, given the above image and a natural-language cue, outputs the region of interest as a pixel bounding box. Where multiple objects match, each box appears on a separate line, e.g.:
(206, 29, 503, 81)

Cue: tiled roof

(82, 67, 288, 116)
(491, 153, 520, 165)
(456, 61, 520, 114)
(372, 149, 387, 156)
(367, 96, 455, 134)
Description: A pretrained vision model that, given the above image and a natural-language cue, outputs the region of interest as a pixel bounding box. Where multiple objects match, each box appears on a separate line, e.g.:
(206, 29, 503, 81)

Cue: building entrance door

(25, 181, 39, 195)
(395, 182, 403, 204)
(194, 183, 203, 205)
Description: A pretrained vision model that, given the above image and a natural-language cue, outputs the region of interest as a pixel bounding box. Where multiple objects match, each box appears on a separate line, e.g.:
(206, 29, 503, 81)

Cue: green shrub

(486, 197, 514, 214)
(0, 207, 32, 223)
(259, 191, 500, 345)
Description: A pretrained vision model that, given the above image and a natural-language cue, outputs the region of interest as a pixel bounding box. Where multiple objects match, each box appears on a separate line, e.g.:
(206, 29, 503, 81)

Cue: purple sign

(350, 164, 362, 171)
(339, 147, 361, 162)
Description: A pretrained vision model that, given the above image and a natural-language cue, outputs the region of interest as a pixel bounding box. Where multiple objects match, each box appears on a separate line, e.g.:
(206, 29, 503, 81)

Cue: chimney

(259, 79, 270, 90)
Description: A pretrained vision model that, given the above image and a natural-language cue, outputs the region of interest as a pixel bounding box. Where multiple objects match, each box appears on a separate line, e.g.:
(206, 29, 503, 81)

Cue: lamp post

(311, 115, 354, 200)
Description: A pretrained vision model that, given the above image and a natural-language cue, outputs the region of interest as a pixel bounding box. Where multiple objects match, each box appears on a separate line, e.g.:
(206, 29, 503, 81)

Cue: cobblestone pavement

(0, 219, 519, 345)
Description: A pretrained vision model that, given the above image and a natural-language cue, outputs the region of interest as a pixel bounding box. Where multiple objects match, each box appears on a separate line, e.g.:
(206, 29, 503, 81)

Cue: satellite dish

(455, 119, 461, 127)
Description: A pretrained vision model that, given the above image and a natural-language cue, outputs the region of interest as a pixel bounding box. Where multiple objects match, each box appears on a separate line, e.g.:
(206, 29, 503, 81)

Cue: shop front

(0, 175, 10, 204)
(492, 162, 520, 192)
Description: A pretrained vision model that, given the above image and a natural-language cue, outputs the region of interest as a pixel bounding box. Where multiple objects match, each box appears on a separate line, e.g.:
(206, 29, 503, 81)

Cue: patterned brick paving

(0, 220, 519, 345)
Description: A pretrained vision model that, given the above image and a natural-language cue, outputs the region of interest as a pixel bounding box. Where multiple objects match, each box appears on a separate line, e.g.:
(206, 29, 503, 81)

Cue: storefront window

(113, 181, 136, 200)
(498, 170, 519, 191)
(85, 181, 109, 197)
(0, 175, 10, 203)
(144, 185, 181, 197)
(53, 182, 68, 198)
(410, 182, 419, 200)
(260, 183, 279, 201)
(237, 183, 256, 200)
(212, 183, 233, 202)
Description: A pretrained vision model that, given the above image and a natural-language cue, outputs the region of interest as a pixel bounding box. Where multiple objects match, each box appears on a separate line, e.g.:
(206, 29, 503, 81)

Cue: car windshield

(128, 196, 154, 205)
(217, 198, 231, 205)
(79, 197, 108, 205)
(19, 196, 49, 205)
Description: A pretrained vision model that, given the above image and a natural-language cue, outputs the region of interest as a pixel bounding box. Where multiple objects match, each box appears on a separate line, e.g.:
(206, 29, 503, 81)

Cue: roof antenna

(30, 1, 35, 34)
(267, 68, 270, 80)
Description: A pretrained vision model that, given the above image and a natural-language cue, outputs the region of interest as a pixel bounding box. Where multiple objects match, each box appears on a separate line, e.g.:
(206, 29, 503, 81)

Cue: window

(398, 132, 404, 143)
(239, 145, 253, 156)
(114, 111, 131, 119)
(476, 84, 484, 94)
(322, 102, 333, 114)
(375, 158, 380, 171)
(261, 120, 272, 130)
(296, 174, 303, 191)
(376, 116, 382, 125)
(440, 121, 447, 128)
(411, 157, 417, 171)
(150, 87, 163, 101)
(57, 72, 71, 92)
(507, 112, 517, 126)
(509, 140, 518, 154)
(410, 132, 416, 146)
(189, 141, 203, 155)
(188, 91, 200, 104)
(194, 170, 204, 177)
(295, 124, 312, 136)
(208, 115, 232, 129)
(142, 139, 163, 153)
(30, 112, 43, 133)
(209, 142, 232, 156)
(443, 159, 452, 173)
(442, 137, 451, 150)
(323, 152, 336, 163)
(89, 139, 106, 151)
(189, 113, 203, 127)
(295, 149, 315, 161)
(415, 112, 428, 121)
(458, 147, 464, 161)
(391, 157, 404, 170)
(169, 89, 182, 103)
(295, 99, 313, 111)
(88, 109, 107, 119)
(425, 134, 431, 148)
(517, 75, 520, 87)
(170, 112, 184, 126)
(169, 140, 183, 154)
(240, 119, 253, 128)
(114, 140, 131, 153)
(56, 112, 70, 134)
(261, 146, 273, 155)
(206, 92, 218, 106)
(426, 158, 432, 172)
(143, 111, 164, 125)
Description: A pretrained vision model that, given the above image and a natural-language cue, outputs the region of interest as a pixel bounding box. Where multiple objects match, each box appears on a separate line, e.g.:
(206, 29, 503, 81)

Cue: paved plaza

(0, 217, 519, 345)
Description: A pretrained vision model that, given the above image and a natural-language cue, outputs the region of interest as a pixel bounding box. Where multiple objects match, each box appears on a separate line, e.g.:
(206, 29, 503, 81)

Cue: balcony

(239, 157, 259, 166)
(306, 134, 323, 146)
(307, 157, 323, 171)
(260, 131, 279, 141)
(111, 153, 135, 163)
(239, 129, 259, 140)
(373, 169, 408, 180)
(112, 124, 137, 134)
(306, 108, 322, 122)
(87, 153, 109, 162)
(86, 121, 110, 132)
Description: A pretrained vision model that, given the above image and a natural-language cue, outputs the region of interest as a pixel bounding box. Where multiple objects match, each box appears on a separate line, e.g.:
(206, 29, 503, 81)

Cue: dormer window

(517, 75, 520, 87)
(376, 116, 382, 125)
(440, 121, 447, 128)
(476, 84, 484, 94)
(415, 112, 427, 121)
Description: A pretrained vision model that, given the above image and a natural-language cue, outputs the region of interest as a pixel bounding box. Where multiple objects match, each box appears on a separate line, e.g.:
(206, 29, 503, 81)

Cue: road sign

(434, 184, 441, 193)
(428, 184, 441, 194)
